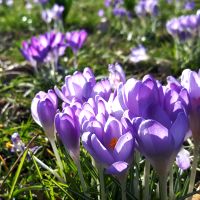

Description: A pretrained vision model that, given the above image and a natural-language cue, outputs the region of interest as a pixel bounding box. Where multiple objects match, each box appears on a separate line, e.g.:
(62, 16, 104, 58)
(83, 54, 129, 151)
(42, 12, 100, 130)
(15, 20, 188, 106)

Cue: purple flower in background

(166, 14, 200, 41)
(176, 148, 190, 170)
(112, 75, 189, 175)
(42, 4, 64, 24)
(11, 133, 25, 152)
(135, 0, 158, 17)
(34, 0, 48, 4)
(0, 0, 13, 6)
(184, 1, 195, 10)
(55, 67, 96, 104)
(108, 63, 126, 89)
(129, 45, 148, 63)
(31, 89, 58, 141)
(82, 113, 134, 174)
(104, 0, 131, 18)
(66, 30, 87, 54)
(98, 9, 105, 17)
(104, 0, 112, 7)
(113, 7, 130, 18)
(55, 106, 80, 161)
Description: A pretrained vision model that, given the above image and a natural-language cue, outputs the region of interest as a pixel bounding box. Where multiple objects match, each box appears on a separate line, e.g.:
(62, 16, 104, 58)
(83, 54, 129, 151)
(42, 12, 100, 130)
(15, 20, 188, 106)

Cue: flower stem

(32, 155, 64, 183)
(98, 165, 106, 200)
(169, 166, 174, 200)
(188, 144, 199, 195)
(49, 139, 66, 181)
(159, 173, 168, 200)
(119, 175, 127, 200)
(75, 159, 87, 194)
(143, 160, 150, 200)
(134, 151, 140, 199)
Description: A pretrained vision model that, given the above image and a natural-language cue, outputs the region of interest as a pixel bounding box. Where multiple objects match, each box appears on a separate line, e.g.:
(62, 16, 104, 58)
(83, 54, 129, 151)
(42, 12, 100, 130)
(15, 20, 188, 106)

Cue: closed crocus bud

(31, 89, 57, 141)
(55, 106, 80, 161)
(181, 69, 200, 145)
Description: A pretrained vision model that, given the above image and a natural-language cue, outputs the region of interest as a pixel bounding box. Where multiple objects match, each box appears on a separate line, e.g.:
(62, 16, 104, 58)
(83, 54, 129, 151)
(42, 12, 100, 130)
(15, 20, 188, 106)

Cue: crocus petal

(104, 116, 123, 148)
(138, 119, 173, 157)
(91, 134, 114, 165)
(106, 161, 128, 174)
(113, 132, 134, 161)
(170, 112, 189, 150)
(31, 97, 42, 127)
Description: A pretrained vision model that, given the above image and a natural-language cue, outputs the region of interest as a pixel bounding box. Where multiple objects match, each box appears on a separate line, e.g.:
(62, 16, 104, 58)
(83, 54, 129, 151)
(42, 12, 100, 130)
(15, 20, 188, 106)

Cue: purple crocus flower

(112, 75, 189, 175)
(31, 89, 57, 141)
(11, 133, 25, 152)
(104, 0, 112, 7)
(55, 67, 96, 104)
(55, 106, 80, 161)
(184, 1, 195, 10)
(108, 63, 126, 89)
(129, 45, 148, 63)
(42, 4, 64, 24)
(98, 9, 105, 17)
(135, 0, 158, 17)
(66, 30, 87, 54)
(180, 69, 200, 145)
(82, 113, 134, 174)
(34, 0, 48, 4)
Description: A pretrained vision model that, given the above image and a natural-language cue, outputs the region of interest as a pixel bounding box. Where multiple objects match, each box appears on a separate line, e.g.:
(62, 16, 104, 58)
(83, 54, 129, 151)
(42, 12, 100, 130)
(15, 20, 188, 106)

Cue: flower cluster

(135, 0, 158, 17)
(20, 31, 66, 68)
(20, 30, 87, 69)
(31, 65, 195, 177)
(166, 13, 200, 41)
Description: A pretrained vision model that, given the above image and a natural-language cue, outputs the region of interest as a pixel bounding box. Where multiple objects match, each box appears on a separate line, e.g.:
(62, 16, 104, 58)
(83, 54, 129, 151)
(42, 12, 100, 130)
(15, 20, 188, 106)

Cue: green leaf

(8, 148, 28, 200)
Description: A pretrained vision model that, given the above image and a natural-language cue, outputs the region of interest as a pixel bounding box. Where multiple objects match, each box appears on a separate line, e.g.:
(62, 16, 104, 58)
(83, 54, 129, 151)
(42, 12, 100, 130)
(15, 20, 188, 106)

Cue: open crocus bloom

(31, 89, 57, 141)
(82, 114, 134, 174)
